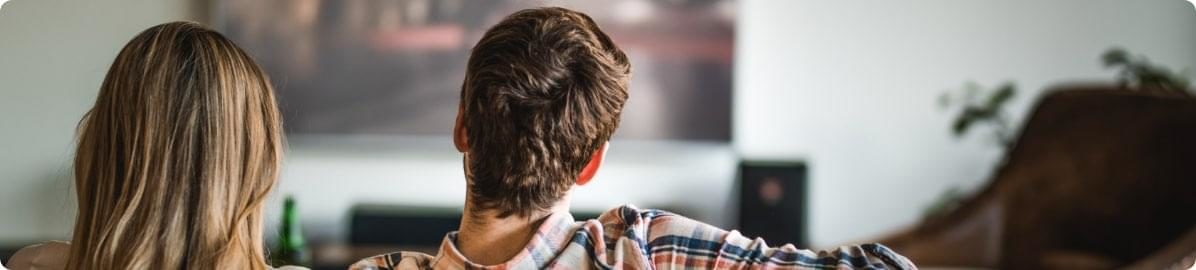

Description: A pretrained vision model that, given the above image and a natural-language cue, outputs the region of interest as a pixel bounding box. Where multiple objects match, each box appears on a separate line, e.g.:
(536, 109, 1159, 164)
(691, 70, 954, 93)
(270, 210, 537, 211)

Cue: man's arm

(688, 229, 917, 269)
(604, 206, 917, 269)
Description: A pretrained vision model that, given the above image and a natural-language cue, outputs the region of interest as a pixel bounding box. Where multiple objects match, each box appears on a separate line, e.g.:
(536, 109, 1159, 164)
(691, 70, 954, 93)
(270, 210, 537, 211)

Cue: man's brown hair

(461, 7, 630, 217)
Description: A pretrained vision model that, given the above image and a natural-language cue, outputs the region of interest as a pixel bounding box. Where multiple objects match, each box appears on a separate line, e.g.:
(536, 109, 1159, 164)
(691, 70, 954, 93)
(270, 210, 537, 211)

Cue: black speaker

(350, 205, 462, 246)
(737, 161, 808, 247)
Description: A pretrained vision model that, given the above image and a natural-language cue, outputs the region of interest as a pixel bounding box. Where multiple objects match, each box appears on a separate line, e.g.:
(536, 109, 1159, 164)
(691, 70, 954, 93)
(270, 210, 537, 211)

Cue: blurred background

(1, 0, 1194, 269)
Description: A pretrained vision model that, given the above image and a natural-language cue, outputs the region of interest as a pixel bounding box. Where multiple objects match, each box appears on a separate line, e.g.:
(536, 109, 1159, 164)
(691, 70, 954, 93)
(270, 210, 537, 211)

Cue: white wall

(2, 0, 1194, 249)
(0, 0, 193, 243)
(736, 0, 1196, 246)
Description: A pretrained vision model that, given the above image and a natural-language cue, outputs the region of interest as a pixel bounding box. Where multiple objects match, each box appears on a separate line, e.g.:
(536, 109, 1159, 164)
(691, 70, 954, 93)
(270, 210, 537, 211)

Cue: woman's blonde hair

(67, 21, 283, 270)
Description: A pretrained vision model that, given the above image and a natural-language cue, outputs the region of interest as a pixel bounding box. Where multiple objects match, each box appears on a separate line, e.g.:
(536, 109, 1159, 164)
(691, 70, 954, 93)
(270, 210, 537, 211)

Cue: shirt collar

(433, 211, 578, 269)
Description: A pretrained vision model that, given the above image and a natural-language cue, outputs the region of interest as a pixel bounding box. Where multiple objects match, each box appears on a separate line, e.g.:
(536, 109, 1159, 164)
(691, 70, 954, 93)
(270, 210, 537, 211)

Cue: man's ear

(453, 105, 468, 153)
(576, 142, 609, 186)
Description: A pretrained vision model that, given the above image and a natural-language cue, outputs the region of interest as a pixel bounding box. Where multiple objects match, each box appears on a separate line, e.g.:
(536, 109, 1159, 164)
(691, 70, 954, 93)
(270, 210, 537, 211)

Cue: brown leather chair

(873, 85, 1196, 269)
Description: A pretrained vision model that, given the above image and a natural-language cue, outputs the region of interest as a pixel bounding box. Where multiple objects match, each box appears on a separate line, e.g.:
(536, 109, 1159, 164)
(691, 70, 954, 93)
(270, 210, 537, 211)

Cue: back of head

(69, 21, 282, 269)
(461, 7, 630, 218)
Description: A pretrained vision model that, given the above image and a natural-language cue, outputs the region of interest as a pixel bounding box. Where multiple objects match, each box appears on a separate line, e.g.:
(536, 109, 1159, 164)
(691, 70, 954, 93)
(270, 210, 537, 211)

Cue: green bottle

(271, 195, 312, 267)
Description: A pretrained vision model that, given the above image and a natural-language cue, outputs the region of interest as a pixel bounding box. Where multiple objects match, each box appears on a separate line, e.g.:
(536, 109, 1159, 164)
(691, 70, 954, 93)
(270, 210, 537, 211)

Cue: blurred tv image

(216, 0, 735, 141)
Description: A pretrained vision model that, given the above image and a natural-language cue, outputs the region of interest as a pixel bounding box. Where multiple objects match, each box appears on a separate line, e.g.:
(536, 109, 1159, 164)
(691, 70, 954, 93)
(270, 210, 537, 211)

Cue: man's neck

(456, 193, 571, 265)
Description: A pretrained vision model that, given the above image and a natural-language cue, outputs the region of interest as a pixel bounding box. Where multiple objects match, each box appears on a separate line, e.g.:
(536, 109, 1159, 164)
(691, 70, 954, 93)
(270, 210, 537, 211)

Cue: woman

(7, 21, 301, 270)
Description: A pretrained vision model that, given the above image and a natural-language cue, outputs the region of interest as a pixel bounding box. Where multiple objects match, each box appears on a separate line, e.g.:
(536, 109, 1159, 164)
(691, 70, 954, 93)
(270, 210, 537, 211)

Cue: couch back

(996, 86, 1196, 268)
(880, 85, 1196, 269)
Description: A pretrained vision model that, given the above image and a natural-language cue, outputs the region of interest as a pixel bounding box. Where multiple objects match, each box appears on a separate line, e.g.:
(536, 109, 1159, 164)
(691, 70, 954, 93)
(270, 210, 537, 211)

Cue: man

(352, 7, 915, 270)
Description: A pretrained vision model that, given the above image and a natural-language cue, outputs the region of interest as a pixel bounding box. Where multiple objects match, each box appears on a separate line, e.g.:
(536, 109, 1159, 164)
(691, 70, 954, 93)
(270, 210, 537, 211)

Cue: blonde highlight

(68, 21, 283, 270)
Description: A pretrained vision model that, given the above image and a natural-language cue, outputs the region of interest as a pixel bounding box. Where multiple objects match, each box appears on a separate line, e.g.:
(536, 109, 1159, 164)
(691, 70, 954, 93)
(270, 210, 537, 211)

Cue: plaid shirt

(350, 205, 916, 270)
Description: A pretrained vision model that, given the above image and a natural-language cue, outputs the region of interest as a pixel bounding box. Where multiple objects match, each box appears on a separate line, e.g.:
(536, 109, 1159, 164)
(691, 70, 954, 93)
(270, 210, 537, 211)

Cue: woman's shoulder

(7, 241, 70, 270)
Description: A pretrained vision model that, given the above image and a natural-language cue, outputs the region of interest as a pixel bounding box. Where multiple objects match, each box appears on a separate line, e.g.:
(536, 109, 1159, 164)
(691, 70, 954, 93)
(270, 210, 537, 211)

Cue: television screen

(217, 0, 734, 141)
